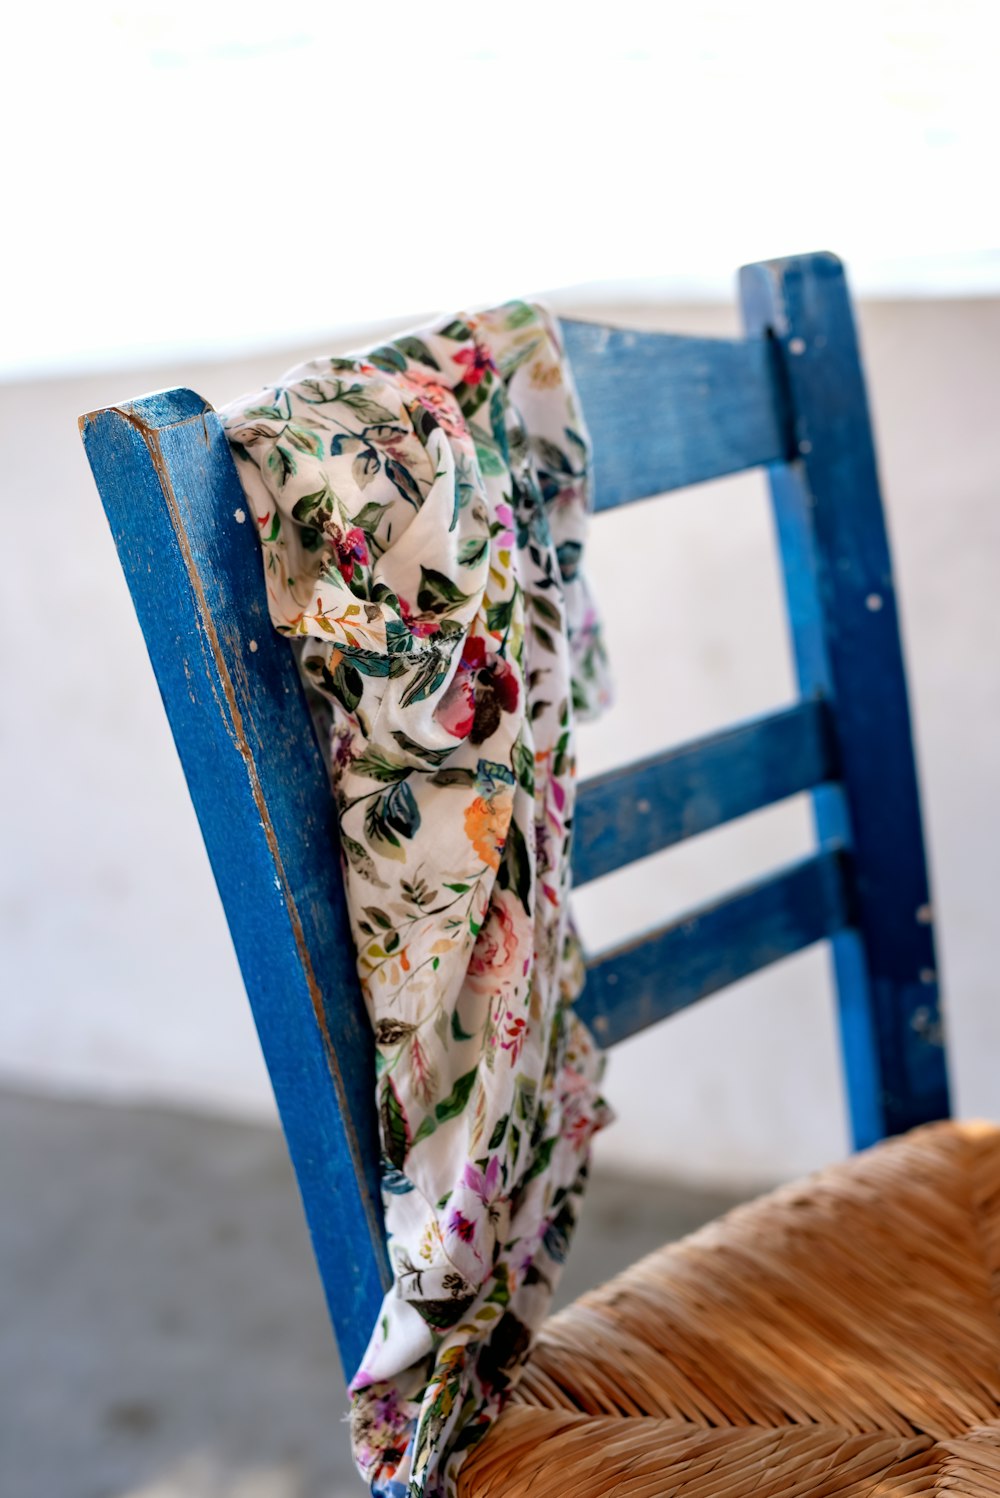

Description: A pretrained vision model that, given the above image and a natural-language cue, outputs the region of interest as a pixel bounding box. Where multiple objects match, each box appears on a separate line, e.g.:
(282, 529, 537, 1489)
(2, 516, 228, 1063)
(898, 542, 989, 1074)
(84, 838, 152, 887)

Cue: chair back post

(79, 393, 389, 1377)
(739, 252, 950, 1145)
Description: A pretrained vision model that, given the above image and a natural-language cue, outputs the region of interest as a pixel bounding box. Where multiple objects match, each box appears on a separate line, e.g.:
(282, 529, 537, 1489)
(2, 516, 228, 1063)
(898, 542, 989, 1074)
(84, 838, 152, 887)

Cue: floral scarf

(222, 302, 611, 1497)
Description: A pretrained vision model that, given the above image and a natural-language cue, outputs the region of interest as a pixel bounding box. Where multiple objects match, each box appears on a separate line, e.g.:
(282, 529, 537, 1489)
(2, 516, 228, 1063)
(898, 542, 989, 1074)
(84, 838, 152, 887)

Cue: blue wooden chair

(83, 254, 998, 1498)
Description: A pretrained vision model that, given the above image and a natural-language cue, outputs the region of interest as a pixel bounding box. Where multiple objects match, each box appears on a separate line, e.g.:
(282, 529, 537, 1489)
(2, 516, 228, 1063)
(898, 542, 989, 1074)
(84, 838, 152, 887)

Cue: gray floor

(1, 1089, 747, 1498)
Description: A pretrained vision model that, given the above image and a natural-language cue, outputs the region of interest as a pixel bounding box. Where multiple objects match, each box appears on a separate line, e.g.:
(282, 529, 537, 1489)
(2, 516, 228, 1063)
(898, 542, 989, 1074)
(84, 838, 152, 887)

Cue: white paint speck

(636, 798, 651, 816)
(606, 972, 619, 987)
(916, 903, 933, 925)
(865, 593, 883, 611)
(920, 968, 936, 985)
(798, 438, 813, 454)
(249, 639, 258, 653)
(234, 508, 246, 524)
(788, 337, 807, 356)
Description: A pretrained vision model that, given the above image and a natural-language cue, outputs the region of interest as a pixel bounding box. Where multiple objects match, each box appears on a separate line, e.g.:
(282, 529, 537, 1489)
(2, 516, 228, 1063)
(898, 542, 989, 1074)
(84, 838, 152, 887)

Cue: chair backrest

(80, 251, 950, 1380)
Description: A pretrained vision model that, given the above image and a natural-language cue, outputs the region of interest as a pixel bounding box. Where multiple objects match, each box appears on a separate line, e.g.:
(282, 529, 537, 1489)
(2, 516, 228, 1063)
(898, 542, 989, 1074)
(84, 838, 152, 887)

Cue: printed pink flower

(436, 671, 476, 738)
(397, 595, 441, 639)
(432, 633, 520, 743)
(452, 343, 498, 386)
(493, 502, 515, 548)
(462, 1154, 501, 1207)
(467, 901, 519, 994)
(397, 365, 468, 438)
(324, 521, 369, 583)
(447, 1208, 477, 1246)
(559, 1065, 602, 1149)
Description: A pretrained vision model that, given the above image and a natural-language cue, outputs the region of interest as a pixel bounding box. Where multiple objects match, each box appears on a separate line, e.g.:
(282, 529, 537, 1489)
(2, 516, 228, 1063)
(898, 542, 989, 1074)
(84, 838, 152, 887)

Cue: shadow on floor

(1, 1089, 750, 1497)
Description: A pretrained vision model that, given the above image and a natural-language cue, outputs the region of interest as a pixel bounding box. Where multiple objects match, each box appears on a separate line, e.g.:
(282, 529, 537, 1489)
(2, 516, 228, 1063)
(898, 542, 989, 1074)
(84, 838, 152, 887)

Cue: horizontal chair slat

(572, 699, 837, 887)
(560, 320, 790, 508)
(576, 850, 850, 1047)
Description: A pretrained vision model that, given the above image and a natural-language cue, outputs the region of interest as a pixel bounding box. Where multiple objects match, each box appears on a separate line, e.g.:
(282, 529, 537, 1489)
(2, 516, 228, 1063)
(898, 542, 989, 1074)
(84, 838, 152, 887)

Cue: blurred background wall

(1, 0, 997, 1191)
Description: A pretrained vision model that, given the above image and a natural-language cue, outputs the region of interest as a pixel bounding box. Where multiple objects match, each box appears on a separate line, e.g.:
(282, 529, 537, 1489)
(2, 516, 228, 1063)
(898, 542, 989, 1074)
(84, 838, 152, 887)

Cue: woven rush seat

(459, 1121, 1000, 1496)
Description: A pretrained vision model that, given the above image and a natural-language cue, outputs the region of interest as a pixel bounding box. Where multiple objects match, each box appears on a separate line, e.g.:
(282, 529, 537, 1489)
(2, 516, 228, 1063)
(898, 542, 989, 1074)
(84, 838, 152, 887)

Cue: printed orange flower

(463, 793, 510, 871)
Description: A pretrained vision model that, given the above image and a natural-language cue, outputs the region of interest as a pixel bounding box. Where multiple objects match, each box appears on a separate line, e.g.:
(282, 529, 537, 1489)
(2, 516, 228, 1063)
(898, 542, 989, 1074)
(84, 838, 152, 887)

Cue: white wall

(1, 295, 997, 1188)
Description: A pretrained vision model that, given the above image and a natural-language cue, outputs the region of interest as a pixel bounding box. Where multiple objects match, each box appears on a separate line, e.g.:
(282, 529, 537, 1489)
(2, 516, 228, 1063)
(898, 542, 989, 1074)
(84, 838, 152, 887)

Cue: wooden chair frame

(80, 251, 949, 1380)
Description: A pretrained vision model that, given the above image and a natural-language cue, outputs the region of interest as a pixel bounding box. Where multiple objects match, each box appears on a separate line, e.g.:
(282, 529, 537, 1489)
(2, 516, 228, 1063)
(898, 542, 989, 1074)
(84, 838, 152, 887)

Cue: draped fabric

(221, 302, 611, 1497)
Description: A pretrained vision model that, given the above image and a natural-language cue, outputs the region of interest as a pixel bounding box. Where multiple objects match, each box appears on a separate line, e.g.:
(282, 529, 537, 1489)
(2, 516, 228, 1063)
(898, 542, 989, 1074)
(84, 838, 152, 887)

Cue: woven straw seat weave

(458, 1120, 1000, 1497)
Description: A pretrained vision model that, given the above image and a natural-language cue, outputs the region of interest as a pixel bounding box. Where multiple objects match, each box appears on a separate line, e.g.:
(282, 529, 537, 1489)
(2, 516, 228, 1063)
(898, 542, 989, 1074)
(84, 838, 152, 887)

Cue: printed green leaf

(451, 1004, 476, 1042)
(380, 1076, 410, 1169)
(331, 661, 363, 714)
(363, 797, 403, 862)
(529, 591, 563, 628)
(353, 499, 387, 534)
(435, 1068, 477, 1123)
(488, 1113, 509, 1150)
(266, 445, 296, 486)
(497, 813, 532, 915)
(340, 389, 398, 424)
(521, 1133, 556, 1186)
(395, 336, 440, 369)
(352, 448, 379, 489)
(564, 425, 587, 459)
(514, 1075, 537, 1122)
(352, 746, 411, 783)
(430, 767, 477, 789)
(398, 649, 451, 710)
(533, 435, 572, 475)
(367, 343, 407, 373)
(486, 594, 515, 633)
(417, 566, 473, 612)
(474, 438, 506, 476)
(291, 488, 330, 523)
(457, 535, 489, 567)
(284, 422, 324, 457)
(244, 402, 285, 420)
(506, 303, 536, 329)
(386, 458, 423, 508)
(390, 729, 455, 767)
(340, 832, 388, 887)
(382, 780, 421, 839)
(512, 737, 535, 795)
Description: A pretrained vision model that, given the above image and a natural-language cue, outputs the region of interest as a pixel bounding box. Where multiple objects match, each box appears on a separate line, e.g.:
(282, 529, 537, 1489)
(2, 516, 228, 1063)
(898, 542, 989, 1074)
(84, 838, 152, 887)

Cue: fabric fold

(222, 301, 612, 1497)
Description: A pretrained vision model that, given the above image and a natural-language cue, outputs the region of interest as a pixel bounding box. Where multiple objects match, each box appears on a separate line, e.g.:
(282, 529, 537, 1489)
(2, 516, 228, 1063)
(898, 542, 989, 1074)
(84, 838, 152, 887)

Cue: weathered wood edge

(79, 393, 389, 1377)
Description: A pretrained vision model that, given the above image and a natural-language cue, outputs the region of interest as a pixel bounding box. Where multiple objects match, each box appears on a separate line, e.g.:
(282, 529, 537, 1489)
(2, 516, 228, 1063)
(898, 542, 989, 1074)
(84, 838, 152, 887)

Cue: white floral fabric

(222, 302, 611, 1497)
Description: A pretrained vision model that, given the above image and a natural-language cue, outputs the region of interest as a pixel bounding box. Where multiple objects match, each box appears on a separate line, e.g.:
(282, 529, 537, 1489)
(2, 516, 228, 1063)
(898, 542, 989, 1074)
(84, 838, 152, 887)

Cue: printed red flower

(434, 635, 520, 743)
(446, 1208, 477, 1245)
(501, 1014, 527, 1065)
(490, 657, 519, 714)
(461, 635, 488, 671)
(324, 521, 370, 583)
(398, 595, 441, 639)
(452, 343, 497, 386)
